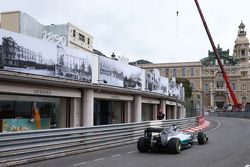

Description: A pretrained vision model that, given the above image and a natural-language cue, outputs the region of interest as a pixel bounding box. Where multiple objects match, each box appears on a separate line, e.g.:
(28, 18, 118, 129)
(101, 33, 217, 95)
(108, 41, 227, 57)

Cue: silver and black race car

(137, 124, 208, 154)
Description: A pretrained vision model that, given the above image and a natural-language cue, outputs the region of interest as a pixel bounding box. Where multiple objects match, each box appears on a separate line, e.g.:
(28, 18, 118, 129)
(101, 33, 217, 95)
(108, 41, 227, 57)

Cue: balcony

(212, 87, 228, 92)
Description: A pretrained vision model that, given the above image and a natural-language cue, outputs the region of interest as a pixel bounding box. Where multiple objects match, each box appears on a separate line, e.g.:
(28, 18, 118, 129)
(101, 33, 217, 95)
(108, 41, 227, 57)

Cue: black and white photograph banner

(144, 69, 168, 94)
(169, 77, 176, 97)
(99, 56, 143, 89)
(145, 69, 160, 92)
(0, 28, 57, 76)
(56, 45, 92, 82)
(0, 28, 93, 82)
(160, 76, 168, 95)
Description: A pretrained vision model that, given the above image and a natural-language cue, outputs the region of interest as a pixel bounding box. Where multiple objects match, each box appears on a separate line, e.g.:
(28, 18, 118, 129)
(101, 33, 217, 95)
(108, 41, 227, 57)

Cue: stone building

(0, 11, 186, 133)
(0, 11, 93, 53)
(139, 22, 250, 111)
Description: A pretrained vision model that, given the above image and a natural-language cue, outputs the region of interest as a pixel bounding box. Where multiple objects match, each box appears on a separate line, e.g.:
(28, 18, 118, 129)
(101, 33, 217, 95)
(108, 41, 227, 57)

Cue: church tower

(233, 21, 250, 64)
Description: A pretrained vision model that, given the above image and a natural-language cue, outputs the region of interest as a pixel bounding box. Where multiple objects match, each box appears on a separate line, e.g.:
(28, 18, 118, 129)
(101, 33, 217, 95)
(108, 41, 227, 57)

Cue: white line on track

(127, 151, 135, 154)
(73, 162, 87, 166)
(205, 119, 221, 133)
(94, 158, 105, 162)
(112, 154, 121, 157)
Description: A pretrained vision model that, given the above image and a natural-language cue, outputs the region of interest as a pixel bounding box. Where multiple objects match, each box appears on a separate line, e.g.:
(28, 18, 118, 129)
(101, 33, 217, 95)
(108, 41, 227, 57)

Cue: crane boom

(194, 0, 241, 110)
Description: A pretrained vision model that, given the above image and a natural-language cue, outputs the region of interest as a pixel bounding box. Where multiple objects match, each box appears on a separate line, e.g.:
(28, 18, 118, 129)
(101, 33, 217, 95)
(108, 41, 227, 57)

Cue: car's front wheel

(168, 138, 181, 154)
(198, 132, 208, 144)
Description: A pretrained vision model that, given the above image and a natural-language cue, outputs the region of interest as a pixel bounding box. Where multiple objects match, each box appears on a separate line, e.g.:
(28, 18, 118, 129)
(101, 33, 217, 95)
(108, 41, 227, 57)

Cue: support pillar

(133, 95, 141, 122)
(70, 97, 80, 127)
(210, 92, 214, 108)
(82, 89, 94, 127)
(173, 102, 177, 119)
(182, 105, 186, 118)
(124, 101, 132, 123)
(153, 104, 158, 120)
(167, 105, 171, 119)
(160, 100, 166, 120)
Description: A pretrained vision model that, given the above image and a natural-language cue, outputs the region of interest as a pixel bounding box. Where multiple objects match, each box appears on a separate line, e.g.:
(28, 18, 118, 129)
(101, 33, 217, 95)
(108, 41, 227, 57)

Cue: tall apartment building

(0, 11, 93, 53)
(139, 22, 250, 111)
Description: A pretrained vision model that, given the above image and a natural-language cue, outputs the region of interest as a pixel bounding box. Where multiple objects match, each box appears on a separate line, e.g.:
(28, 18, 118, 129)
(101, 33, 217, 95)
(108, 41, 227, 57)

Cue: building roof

(129, 59, 153, 66)
(201, 45, 239, 66)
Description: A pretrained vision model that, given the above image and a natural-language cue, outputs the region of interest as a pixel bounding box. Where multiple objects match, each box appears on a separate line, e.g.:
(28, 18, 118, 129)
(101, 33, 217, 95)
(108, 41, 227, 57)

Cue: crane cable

(176, 0, 179, 38)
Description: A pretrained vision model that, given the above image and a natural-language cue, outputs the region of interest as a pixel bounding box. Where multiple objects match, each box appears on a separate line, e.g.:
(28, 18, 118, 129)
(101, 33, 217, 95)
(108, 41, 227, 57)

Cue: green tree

(176, 78, 194, 117)
(176, 78, 192, 98)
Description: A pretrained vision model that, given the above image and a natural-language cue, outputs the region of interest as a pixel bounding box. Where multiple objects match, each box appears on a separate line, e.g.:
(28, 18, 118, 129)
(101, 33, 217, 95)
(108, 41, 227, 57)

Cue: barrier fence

(209, 112, 250, 119)
(0, 117, 197, 166)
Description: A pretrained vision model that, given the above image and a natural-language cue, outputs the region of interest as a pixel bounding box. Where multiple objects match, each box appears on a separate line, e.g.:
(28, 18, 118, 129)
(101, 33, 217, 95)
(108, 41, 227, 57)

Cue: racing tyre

(168, 138, 181, 154)
(198, 132, 207, 145)
(137, 137, 150, 153)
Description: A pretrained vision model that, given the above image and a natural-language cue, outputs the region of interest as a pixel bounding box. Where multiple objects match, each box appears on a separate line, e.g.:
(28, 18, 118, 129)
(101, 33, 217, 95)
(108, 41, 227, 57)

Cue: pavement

(21, 116, 250, 167)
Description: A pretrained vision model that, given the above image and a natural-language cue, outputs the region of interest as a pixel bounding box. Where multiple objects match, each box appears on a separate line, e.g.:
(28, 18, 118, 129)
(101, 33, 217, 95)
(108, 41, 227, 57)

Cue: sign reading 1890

(42, 31, 67, 46)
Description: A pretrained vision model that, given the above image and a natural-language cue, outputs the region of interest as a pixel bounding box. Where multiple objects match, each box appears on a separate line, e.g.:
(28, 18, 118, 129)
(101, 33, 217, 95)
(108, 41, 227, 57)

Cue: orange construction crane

(194, 0, 242, 111)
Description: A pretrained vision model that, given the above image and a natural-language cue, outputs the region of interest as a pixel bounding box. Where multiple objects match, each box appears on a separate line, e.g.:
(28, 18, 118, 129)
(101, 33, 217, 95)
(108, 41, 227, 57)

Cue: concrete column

(173, 102, 177, 119)
(57, 98, 67, 128)
(69, 98, 76, 127)
(210, 93, 214, 108)
(124, 101, 132, 123)
(167, 105, 171, 119)
(182, 105, 186, 118)
(179, 105, 184, 119)
(82, 89, 94, 127)
(160, 100, 166, 120)
(133, 95, 141, 122)
(153, 104, 158, 120)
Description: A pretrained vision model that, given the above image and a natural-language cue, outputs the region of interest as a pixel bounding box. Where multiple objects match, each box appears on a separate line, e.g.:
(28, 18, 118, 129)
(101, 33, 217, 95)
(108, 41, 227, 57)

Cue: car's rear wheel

(168, 138, 181, 154)
(137, 137, 150, 153)
(198, 132, 207, 144)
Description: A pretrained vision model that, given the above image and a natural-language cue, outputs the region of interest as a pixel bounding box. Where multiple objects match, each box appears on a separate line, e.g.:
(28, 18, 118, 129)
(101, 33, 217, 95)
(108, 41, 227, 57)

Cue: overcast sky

(0, 0, 249, 63)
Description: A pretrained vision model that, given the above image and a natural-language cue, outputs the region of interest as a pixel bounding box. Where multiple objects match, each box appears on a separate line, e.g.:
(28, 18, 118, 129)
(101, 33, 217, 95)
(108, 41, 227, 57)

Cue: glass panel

(111, 101, 124, 124)
(0, 94, 64, 132)
(141, 104, 153, 121)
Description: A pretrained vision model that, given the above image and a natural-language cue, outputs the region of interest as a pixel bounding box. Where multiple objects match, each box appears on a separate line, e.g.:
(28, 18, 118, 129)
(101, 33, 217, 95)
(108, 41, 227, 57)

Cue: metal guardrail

(209, 112, 250, 119)
(0, 117, 197, 166)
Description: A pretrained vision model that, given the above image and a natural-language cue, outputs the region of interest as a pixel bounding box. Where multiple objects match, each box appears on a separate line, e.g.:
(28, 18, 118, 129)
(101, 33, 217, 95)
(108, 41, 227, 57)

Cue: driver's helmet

(172, 124, 178, 131)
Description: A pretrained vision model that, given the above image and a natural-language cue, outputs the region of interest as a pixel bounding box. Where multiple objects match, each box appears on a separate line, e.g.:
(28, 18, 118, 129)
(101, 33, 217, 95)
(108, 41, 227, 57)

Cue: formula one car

(137, 124, 208, 154)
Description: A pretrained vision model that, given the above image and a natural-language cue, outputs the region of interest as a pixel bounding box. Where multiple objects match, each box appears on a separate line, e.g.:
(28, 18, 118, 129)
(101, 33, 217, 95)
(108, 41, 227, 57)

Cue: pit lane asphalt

(21, 116, 250, 167)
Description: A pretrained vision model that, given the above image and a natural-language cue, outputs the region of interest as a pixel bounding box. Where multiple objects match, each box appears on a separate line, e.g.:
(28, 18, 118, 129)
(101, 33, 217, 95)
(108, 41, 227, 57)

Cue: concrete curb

(182, 120, 210, 133)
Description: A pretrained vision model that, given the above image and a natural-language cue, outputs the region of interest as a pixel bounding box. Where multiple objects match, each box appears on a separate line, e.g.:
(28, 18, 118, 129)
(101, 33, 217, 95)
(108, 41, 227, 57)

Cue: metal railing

(209, 112, 250, 118)
(0, 117, 197, 166)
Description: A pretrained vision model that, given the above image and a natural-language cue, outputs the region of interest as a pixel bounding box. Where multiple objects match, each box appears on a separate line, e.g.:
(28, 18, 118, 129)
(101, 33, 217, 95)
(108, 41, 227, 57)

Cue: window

(231, 83, 236, 91)
(0, 94, 63, 130)
(204, 83, 209, 92)
(241, 49, 245, 56)
(182, 68, 186, 76)
(72, 30, 76, 37)
(190, 68, 194, 76)
(79, 33, 85, 42)
(216, 80, 224, 89)
(173, 69, 177, 77)
(242, 71, 247, 77)
(190, 83, 195, 90)
(87, 38, 90, 45)
(243, 84, 246, 90)
(165, 68, 169, 76)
